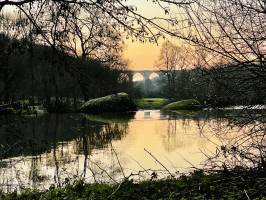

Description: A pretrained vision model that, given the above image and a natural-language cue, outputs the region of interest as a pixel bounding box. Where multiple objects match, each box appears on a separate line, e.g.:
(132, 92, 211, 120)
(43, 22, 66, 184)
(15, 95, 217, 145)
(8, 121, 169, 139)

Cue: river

(0, 109, 264, 191)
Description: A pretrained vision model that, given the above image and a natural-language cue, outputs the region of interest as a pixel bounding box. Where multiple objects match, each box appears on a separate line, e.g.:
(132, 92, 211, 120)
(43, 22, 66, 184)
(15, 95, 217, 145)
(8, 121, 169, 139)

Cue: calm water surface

(0, 110, 249, 191)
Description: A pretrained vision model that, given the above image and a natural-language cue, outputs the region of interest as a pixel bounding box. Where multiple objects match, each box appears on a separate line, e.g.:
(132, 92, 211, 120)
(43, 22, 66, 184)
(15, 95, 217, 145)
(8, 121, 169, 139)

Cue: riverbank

(2, 170, 265, 200)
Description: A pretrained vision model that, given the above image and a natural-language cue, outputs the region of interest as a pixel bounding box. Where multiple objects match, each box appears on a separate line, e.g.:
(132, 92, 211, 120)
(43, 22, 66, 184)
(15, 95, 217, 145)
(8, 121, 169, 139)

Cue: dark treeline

(137, 64, 266, 107)
(0, 34, 132, 106)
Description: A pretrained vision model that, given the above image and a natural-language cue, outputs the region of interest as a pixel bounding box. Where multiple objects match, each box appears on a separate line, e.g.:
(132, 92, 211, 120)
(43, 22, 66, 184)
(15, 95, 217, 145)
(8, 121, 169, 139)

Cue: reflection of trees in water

(196, 111, 266, 171)
(160, 110, 266, 172)
(72, 118, 129, 179)
(0, 114, 79, 159)
(75, 122, 128, 153)
(0, 114, 130, 191)
(29, 156, 50, 189)
(163, 119, 179, 152)
(162, 118, 199, 152)
(45, 121, 129, 185)
(0, 114, 128, 158)
(0, 116, 26, 159)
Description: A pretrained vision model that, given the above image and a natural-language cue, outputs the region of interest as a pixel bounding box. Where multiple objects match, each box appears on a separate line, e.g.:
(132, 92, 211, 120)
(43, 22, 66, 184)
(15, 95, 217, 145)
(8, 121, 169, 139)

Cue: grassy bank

(162, 99, 202, 111)
(135, 98, 170, 109)
(2, 170, 265, 200)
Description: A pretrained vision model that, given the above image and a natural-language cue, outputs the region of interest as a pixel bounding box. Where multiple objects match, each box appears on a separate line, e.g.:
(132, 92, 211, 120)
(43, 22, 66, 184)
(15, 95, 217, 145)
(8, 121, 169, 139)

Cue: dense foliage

(0, 34, 133, 105)
(136, 65, 266, 107)
(1, 170, 265, 200)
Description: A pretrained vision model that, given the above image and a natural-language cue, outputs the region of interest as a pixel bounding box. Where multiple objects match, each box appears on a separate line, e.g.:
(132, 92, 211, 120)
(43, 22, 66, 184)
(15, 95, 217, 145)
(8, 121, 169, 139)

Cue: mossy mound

(135, 98, 170, 109)
(79, 93, 137, 113)
(162, 99, 202, 111)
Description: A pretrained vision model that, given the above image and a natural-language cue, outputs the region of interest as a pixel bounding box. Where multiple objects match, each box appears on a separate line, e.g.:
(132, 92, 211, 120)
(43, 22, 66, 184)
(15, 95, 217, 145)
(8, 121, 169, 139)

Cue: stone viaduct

(125, 70, 164, 82)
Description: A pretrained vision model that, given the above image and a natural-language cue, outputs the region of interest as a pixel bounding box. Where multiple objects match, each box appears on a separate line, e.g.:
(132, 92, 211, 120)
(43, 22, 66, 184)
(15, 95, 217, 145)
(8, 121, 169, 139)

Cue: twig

(92, 161, 118, 184)
(88, 166, 97, 183)
(111, 143, 126, 179)
(244, 189, 251, 200)
(129, 156, 150, 176)
(107, 181, 124, 199)
(178, 153, 199, 170)
(144, 148, 174, 178)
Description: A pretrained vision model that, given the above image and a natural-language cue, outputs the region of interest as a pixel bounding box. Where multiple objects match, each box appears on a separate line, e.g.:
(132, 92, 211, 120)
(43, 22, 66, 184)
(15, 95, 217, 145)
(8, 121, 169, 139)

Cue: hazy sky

(123, 40, 162, 70)
(122, 0, 168, 70)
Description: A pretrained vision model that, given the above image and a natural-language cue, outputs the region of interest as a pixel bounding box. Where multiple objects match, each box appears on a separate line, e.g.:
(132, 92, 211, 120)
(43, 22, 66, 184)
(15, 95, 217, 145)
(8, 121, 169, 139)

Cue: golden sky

(122, 0, 168, 70)
(123, 40, 162, 70)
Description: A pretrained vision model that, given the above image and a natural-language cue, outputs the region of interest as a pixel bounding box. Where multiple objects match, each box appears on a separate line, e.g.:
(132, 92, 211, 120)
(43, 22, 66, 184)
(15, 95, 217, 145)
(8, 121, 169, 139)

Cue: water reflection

(0, 110, 264, 191)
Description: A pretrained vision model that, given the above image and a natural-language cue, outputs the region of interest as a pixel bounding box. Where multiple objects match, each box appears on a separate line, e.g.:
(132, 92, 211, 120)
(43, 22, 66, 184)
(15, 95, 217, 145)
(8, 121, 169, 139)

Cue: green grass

(2, 170, 265, 200)
(135, 98, 170, 109)
(162, 99, 202, 111)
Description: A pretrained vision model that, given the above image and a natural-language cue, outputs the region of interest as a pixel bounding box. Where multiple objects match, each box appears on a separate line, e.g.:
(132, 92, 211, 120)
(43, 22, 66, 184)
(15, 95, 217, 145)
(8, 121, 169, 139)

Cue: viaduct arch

(125, 70, 163, 82)
(132, 70, 163, 81)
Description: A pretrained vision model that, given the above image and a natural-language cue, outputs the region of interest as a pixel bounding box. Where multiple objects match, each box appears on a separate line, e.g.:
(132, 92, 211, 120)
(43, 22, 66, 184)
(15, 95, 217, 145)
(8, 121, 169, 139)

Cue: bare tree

(0, 0, 198, 46)
(156, 41, 190, 97)
(167, 0, 266, 96)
